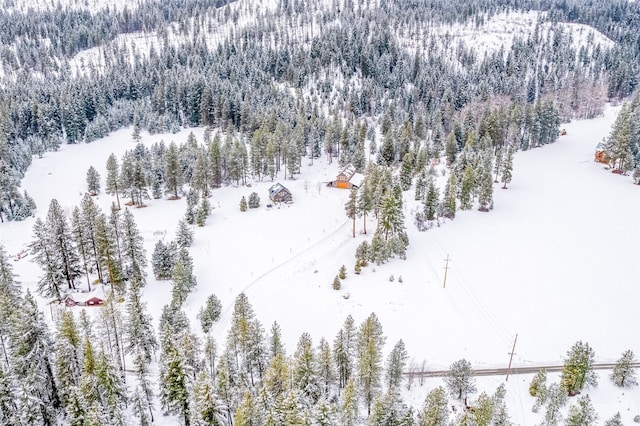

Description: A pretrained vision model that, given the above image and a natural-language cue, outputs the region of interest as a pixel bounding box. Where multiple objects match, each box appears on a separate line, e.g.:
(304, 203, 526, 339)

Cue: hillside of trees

(1, 0, 639, 221)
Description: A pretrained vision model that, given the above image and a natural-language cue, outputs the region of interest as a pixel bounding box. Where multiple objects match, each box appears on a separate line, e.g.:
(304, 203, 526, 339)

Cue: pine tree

(560, 341, 597, 396)
(120, 208, 146, 280)
(357, 313, 386, 415)
(269, 321, 286, 359)
(248, 192, 261, 208)
(444, 359, 476, 401)
(152, 240, 177, 280)
(47, 198, 82, 290)
(196, 196, 211, 227)
(106, 153, 121, 209)
(441, 171, 457, 219)
(197, 294, 222, 333)
(165, 142, 183, 199)
(386, 339, 409, 389)
(193, 370, 224, 425)
(334, 315, 357, 390)
(95, 350, 127, 424)
(54, 310, 82, 410)
(160, 344, 191, 425)
(86, 165, 101, 196)
(316, 337, 334, 400)
(171, 250, 197, 307)
(530, 369, 548, 411)
(176, 219, 194, 248)
(80, 195, 104, 283)
(501, 146, 514, 189)
(332, 275, 341, 290)
(345, 187, 358, 238)
(95, 213, 124, 293)
(423, 175, 439, 221)
(71, 207, 93, 290)
(417, 386, 448, 426)
(604, 412, 623, 426)
(10, 292, 60, 424)
(477, 156, 494, 212)
(293, 332, 321, 405)
(32, 218, 65, 301)
(192, 149, 211, 197)
(124, 278, 158, 363)
(543, 383, 568, 425)
(340, 377, 358, 426)
(565, 395, 597, 426)
(240, 196, 247, 212)
(132, 350, 155, 423)
(610, 349, 637, 387)
(264, 352, 290, 402)
(459, 164, 475, 210)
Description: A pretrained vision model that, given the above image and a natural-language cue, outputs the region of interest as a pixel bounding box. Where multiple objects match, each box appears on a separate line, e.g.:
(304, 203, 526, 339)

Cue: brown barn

(329, 164, 365, 189)
(268, 183, 293, 203)
(594, 142, 609, 164)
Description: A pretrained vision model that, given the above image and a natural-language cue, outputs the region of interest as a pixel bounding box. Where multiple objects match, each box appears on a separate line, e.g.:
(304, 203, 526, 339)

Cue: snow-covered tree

(293, 332, 321, 405)
(105, 153, 121, 209)
(560, 341, 597, 395)
(610, 349, 637, 388)
(248, 192, 261, 209)
(240, 196, 247, 212)
(501, 146, 514, 189)
(176, 219, 194, 248)
(357, 313, 386, 415)
(444, 359, 476, 401)
(565, 395, 597, 426)
(417, 386, 449, 426)
(86, 166, 101, 196)
(197, 294, 222, 333)
(385, 339, 409, 389)
(152, 240, 177, 280)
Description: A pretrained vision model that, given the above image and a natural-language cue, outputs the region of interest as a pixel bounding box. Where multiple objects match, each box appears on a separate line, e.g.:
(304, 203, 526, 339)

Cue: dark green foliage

(248, 192, 261, 208)
(560, 341, 597, 396)
(197, 294, 223, 333)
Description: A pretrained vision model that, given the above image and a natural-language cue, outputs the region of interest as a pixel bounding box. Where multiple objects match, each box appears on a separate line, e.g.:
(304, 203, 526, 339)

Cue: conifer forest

(0, 0, 639, 424)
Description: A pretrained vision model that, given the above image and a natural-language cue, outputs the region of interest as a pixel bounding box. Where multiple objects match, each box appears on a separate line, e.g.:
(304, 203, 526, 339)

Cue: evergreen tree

(345, 187, 358, 238)
(417, 386, 449, 426)
(47, 198, 82, 290)
(106, 153, 121, 209)
(165, 142, 183, 199)
(152, 240, 177, 280)
(192, 149, 211, 197)
(193, 370, 224, 425)
(120, 208, 146, 280)
(317, 337, 334, 400)
(544, 383, 568, 426)
(501, 146, 514, 189)
(197, 294, 222, 334)
(477, 156, 494, 212)
(334, 315, 357, 389)
(610, 349, 637, 388)
(423, 175, 439, 221)
(171, 250, 197, 307)
(240, 196, 247, 212)
(196, 196, 211, 227)
(604, 412, 623, 426)
(160, 344, 191, 425)
(340, 377, 358, 426)
(293, 332, 321, 405)
(86, 165, 101, 196)
(185, 189, 200, 225)
(9, 292, 60, 424)
(80, 195, 104, 283)
(441, 171, 457, 219)
(124, 277, 158, 363)
(268, 321, 286, 359)
(444, 359, 476, 401)
(95, 213, 124, 293)
(32, 218, 65, 301)
(54, 310, 82, 411)
(176, 219, 194, 248)
(248, 192, 261, 208)
(560, 341, 597, 396)
(332, 275, 341, 290)
(386, 339, 409, 389)
(71, 207, 93, 290)
(565, 395, 597, 426)
(357, 313, 386, 415)
(95, 350, 127, 424)
(459, 164, 475, 210)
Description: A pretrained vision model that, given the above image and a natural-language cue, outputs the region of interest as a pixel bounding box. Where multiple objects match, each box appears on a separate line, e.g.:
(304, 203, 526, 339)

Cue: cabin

(328, 164, 365, 189)
(268, 183, 293, 203)
(594, 142, 609, 164)
(64, 284, 110, 307)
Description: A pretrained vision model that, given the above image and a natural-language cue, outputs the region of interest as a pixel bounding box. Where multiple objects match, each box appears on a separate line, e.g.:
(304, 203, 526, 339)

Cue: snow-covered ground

(1, 105, 638, 423)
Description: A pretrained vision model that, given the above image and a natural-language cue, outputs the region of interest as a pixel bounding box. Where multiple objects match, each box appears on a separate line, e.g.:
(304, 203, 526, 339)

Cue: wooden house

(328, 164, 365, 189)
(64, 285, 110, 307)
(268, 183, 293, 203)
(594, 142, 609, 164)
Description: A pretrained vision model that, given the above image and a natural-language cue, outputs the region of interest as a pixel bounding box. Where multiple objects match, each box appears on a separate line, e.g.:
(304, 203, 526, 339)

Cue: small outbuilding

(594, 142, 609, 164)
(328, 164, 365, 189)
(268, 183, 293, 203)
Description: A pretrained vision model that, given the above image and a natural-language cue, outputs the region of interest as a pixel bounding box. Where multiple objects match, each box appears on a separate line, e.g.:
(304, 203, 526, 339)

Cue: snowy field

(1, 105, 639, 423)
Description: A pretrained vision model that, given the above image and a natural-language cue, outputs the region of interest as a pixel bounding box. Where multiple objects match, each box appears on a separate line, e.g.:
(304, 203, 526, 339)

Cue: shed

(594, 142, 609, 164)
(329, 164, 365, 189)
(268, 183, 293, 203)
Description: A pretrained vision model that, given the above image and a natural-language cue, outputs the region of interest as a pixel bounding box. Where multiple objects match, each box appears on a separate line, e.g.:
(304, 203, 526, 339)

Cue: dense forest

(1, 0, 639, 221)
(0, 0, 639, 424)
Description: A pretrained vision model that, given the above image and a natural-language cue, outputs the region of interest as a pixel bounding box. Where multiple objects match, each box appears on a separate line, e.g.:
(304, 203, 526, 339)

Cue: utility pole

(443, 254, 451, 288)
(506, 333, 518, 381)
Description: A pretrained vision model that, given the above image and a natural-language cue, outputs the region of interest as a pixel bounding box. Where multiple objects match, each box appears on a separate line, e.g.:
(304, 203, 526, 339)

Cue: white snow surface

(1, 105, 639, 423)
